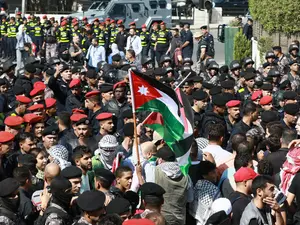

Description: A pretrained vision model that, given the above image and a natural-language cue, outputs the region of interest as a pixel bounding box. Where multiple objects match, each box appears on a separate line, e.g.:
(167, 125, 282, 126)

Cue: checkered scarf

(48, 145, 71, 170)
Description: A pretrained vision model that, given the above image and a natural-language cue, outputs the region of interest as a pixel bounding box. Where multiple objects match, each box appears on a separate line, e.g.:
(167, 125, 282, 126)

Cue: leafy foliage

(258, 36, 274, 63)
(233, 30, 252, 62)
(249, 0, 300, 34)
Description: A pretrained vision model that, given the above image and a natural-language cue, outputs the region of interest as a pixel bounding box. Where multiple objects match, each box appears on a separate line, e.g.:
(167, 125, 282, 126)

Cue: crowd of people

(1, 11, 300, 225)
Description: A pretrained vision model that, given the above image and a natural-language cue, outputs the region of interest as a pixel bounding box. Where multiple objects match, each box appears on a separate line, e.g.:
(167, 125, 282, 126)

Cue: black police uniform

(140, 30, 150, 57)
(155, 29, 171, 64)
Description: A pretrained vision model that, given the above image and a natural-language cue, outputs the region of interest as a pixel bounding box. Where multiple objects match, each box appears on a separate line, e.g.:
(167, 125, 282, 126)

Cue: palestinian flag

(129, 70, 194, 175)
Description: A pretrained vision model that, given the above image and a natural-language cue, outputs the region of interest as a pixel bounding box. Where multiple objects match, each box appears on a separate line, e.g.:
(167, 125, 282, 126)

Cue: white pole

(22, 0, 26, 16)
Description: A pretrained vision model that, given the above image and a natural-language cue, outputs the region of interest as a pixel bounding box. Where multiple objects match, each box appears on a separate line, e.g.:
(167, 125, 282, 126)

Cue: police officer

(27, 16, 36, 39)
(198, 33, 214, 63)
(93, 18, 100, 37)
(74, 190, 106, 224)
(0, 16, 8, 59)
(192, 90, 208, 130)
(155, 22, 171, 65)
(43, 20, 57, 61)
(109, 20, 118, 48)
(71, 21, 81, 40)
(98, 22, 109, 51)
(149, 22, 159, 67)
(15, 12, 23, 27)
(57, 21, 72, 53)
(7, 17, 17, 59)
(33, 20, 43, 54)
(82, 30, 93, 55)
(140, 24, 150, 58)
(237, 72, 256, 101)
(200, 25, 214, 58)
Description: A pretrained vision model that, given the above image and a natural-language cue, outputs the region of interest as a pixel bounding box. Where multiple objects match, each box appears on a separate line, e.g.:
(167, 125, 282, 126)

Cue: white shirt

(126, 35, 142, 56)
(86, 45, 106, 68)
(201, 144, 233, 166)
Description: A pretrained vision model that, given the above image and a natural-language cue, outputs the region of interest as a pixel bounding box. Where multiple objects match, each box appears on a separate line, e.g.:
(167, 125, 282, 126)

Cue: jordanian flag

(129, 70, 194, 175)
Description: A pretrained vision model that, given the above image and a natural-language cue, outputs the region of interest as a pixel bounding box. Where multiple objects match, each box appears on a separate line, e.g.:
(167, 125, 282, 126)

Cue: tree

(249, 0, 300, 34)
(233, 30, 252, 63)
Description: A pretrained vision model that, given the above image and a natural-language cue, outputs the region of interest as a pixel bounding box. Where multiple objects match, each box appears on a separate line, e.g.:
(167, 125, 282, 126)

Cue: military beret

(45, 98, 57, 109)
(284, 103, 300, 116)
(123, 219, 155, 225)
(86, 69, 97, 79)
(70, 113, 88, 122)
(268, 69, 280, 77)
(280, 80, 291, 90)
(16, 95, 31, 104)
(45, 68, 56, 76)
(0, 178, 20, 197)
(25, 63, 36, 73)
(23, 113, 43, 124)
(85, 90, 100, 99)
(72, 108, 85, 114)
(251, 90, 263, 101)
(261, 111, 279, 123)
(259, 96, 273, 105)
(123, 122, 134, 137)
(0, 131, 14, 143)
(28, 104, 44, 112)
(61, 166, 82, 179)
(244, 72, 256, 81)
(209, 86, 222, 96)
(112, 54, 122, 62)
(139, 182, 165, 198)
(212, 94, 227, 107)
(221, 80, 235, 89)
(96, 112, 113, 121)
(71, 66, 81, 74)
(99, 83, 113, 93)
(122, 109, 133, 119)
(200, 25, 208, 29)
(30, 87, 44, 97)
(94, 168, 115, 185)
(229, 60, 241, 70)
(202, 82, 214, 90)
(106, 198, 131, 214)
(283, 91, 297, 100)
(261, 83, 273, 91)
(77, 190, 106, 212)
(113, 81, 126, 90)
(192, 90, 208, 101)
(69, 79, 81, 89)
(50, 176, 72, 194)
(226, 100, 241, 108)
(42, 125, 59, 136)
(18, 154, 37, 166)
(60, 63, 70, 72)
(4, 116, 24, 127)
(265, 51, 276, 59)
(61, 21, 67, 26)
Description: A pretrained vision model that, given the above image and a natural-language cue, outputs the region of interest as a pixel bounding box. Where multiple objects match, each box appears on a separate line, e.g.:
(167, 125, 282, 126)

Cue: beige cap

(152, 131, 163, 144)
(194, 32, 202, 38)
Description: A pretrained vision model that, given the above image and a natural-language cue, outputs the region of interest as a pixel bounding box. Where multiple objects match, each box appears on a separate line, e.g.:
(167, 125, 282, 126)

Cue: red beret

(28, 16, 31, 19)
(28, 104, 44, 112)
(33, 81, 46, 90)
(30, 87, 44, 97)
(141, 24, 147, 28)
(105, 18, 111, 22)
(123, 219, 155, 225)
(23, 113, 43, 124)
(69, 79, 81, 89)
(85, 24, 91, 27)
(16, 95, 31, 104)
(70, 113, 88, 122)
(152, 22, 158, 26)
(259, 96, 273, 105)
(94, 18, 99, 22)
(234, 167, 258, 182)
(4, 116, 24, 127)
(117, 20, 123, 24)
(251, 90, 263, 101)
(85, 90, 100, 99)
(45, 98, 57, 109)
(61, 21, 67, 26)
(100, 22, 105, 26)
(42, 15, 47, 19)
(83, 17, 87, 20)
(129, 21, 136, 26)
(62, 17, 67, 21)
(110, 20, 115, 23)
(96, 112, 113, 121)
(226, 100, 241, 108)
(16, 12, 22, 15)
(113, 81, 126, 90)
(72, 108, 85, 114)
(160, 21, 165, 25)
(73, 22, 79, 26)
(0, 131, 15, 143)
(72, 18, 77, 23)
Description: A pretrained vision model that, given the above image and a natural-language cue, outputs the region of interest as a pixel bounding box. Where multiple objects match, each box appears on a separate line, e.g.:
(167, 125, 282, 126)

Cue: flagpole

(128, 69, 141, 165)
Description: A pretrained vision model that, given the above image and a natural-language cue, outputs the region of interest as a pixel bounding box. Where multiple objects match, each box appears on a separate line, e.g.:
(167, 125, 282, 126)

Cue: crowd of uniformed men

(2, 10, 300, 225)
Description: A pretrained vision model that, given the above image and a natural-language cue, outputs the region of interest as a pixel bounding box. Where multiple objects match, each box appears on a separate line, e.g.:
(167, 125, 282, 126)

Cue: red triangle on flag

(130, 71, 162, 109)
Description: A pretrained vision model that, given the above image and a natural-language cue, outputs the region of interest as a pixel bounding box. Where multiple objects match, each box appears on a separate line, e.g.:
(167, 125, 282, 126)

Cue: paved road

(192, 28, 225, 66)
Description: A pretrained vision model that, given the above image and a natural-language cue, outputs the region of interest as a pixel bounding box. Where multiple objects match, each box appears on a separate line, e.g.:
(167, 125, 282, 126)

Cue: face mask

(1, 194, 20, 212)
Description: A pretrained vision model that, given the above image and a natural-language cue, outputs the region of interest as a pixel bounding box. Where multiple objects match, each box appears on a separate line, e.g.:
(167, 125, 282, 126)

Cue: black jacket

(115, 31, 128, 52)
(14, 76, 33, 97)
(48, 76, 71, 112)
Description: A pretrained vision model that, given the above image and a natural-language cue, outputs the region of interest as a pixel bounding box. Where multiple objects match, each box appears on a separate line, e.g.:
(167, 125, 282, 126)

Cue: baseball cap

(234, 167, 258, 182)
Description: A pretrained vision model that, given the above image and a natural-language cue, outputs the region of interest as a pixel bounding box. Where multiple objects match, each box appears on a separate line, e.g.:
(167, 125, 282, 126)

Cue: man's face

(73, 36, 79, 43)
(78, 153, 92, 171)
(201, 28, 207, 35)
(43, 135, 57, 149)
(75, 124, 89, 139)
(0, 141, 13, 155)
(246, 79, 255, 88)
(5, 126, 21, 136)
(85, 98, 95, 110)
(251, 110, 259, 122)
(0, 84, 8, 93)
(216, 106, 226, 116)
(114, 87, 125, 101)
(18, 103, 27, 115)
(228, 107, 240, 120)
(208, 69, 218, 76)
(259, 182, 275, 199)
(118, 171, 133, 191)
(100, 119, 114, 133)
(32, 94, 44, 103)
(92, 39, 98, 47)
(20, 138, 35, 153)
(290, 63, 299, 72)
(262, 90, 271, 96)
(71, 87, 81, 96)
(245, 179, 254, 195)
(61, 69, 72, 81)
(262, 103, 273, 111)
(102, 91, 113, 102)
(195, 99, 207, 111)
(69, 177, 82, 194)
(286, 114, 297, 124)
(182, 85, 193, 95)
